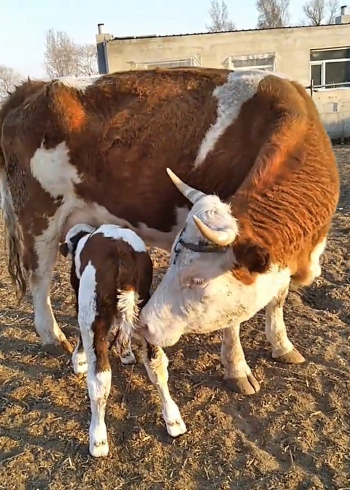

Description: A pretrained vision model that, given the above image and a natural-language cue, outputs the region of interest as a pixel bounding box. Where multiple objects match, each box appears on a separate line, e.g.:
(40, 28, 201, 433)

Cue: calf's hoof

(225, 374, 260, 395)
(120, 350, 137, 366)
(43, 339, 73, 356)
(273, 348, 305, 364)
(165, 418, 187, 438)
(89, 440, 109, 458)
(72, 353, 88, 376)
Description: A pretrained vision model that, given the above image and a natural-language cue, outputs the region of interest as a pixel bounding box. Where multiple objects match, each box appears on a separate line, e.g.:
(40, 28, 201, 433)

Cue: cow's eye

(186, 277, 208, 289)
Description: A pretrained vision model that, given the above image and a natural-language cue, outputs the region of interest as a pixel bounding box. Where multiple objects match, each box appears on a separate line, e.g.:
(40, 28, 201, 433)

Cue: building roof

(109, 21, 350, 42)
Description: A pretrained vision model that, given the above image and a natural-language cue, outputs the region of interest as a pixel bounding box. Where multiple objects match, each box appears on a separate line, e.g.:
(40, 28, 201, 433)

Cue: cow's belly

(60, 202, 188, 251)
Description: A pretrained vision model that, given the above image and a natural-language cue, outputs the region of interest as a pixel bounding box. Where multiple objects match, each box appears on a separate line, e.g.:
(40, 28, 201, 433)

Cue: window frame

(310, 48, 350, 90)
(131, 55, 202, 70)
(222, 53, 276, 72)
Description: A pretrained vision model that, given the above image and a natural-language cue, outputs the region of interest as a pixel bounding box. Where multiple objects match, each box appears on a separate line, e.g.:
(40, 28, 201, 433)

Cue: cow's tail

(0, 170, 27, 303)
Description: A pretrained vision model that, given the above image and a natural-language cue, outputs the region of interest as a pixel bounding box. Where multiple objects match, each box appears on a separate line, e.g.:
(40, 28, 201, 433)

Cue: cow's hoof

(165, 418, 187, 438)
(43, 339, 73, 356)
(225, 374, 260, 395)
(273, 348, 305, 364)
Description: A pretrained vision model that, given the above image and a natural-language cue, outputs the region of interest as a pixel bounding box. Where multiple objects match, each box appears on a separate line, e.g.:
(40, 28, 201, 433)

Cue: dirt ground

(0, 146, 349, 490)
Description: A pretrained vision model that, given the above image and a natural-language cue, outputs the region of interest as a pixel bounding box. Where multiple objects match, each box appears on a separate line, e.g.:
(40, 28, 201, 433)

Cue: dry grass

(1, 147, 350, 490)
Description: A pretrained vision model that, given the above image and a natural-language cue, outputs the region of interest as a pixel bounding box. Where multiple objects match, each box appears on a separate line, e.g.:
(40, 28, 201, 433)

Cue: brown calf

(60, 223, 186, 457)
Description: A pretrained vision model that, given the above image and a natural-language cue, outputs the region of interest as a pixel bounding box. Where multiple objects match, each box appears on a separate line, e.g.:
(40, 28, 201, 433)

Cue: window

(130, 55, 202, 70)
(222, 53, 275, 72)
(310, 48, 350, 89)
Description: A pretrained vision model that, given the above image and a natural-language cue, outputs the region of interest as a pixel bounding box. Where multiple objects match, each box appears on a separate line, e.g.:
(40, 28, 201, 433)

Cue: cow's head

(139, 169, 271, 347)
(59, 223, 96, 259)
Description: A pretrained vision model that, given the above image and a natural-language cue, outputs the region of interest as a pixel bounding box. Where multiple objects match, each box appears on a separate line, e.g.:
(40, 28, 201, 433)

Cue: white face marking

(95, 224, 146, 253)
(140, 193, 291, 347)
(56, 76, 100, 91)
(194, 70, 289, 168)
(78, 262, 111, 458)
(30, 141, 82, 199)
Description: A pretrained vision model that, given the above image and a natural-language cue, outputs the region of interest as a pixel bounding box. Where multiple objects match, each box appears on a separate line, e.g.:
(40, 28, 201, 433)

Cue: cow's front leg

(142, 340, 187, 437)
(265, 285, 305, 364)
(221, 323, 260, 395)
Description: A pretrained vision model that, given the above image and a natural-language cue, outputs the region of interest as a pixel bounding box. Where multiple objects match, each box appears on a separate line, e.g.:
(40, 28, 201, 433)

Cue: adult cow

(0, 68, 339, 395)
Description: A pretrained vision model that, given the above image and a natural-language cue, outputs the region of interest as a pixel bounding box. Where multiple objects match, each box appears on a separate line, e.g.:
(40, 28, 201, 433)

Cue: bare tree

(44, 29, 99, 78)
(303, 0, 338, 24)
(77, 43, 98, 77)
(206, 0, 235, 32)
(256, 0, 290, 28)
(0, 65, 23, 102)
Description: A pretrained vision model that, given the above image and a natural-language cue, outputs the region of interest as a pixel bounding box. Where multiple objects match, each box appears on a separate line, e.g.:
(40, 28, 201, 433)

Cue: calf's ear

(59, 242, 69, 257)
(233, 242, 271, 274)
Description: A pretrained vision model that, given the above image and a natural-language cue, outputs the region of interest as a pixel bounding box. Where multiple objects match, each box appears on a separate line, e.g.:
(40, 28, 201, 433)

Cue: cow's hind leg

(142, 340, 186, 437)
(265, 285, 305, 364)
(221, 323, 260, 395)
(26, 230, 72, 355)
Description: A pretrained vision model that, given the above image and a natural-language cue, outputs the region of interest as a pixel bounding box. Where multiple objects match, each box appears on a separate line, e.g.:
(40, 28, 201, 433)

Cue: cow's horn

(193, 215, 236, 247)
(166, 168, 206, 204)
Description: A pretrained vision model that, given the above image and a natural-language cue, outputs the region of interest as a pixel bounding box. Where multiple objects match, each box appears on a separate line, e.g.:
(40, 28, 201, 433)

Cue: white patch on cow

(78, 262, 111, 458)
(309, 238, 327, 279)
(56, 76, 100, 91)
(95, 224, 146, 252)
(195, 70, 281, 167)
(30, 141, 82, 199)
(72, 341, 88, 375)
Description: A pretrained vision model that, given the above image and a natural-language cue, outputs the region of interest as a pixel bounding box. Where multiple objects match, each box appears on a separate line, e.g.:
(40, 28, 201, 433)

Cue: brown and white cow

(0, 68, 339, 396)
(59, 222, 186, 456)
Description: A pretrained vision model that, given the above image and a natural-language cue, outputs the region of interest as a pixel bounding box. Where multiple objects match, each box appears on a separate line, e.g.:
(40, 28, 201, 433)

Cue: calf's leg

(142, 340, 186, 437)
(265, 285, 305, 364)
(80, 314, 111, 458)
(221, 323, 260, 395)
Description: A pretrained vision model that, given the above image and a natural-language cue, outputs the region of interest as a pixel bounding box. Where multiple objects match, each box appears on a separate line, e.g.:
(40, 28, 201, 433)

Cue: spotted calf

(59, 223, 186, 457)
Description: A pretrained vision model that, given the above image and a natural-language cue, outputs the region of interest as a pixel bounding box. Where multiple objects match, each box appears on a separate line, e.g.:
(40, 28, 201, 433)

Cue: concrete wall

(101, 24, 350, 139)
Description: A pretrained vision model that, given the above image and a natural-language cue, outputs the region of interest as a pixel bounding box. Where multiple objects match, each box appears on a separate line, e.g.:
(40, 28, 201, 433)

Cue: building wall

(102, 24, 350, 139)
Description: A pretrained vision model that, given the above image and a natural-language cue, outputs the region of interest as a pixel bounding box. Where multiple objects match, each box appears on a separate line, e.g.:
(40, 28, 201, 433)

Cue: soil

(0, 146, 349, 490)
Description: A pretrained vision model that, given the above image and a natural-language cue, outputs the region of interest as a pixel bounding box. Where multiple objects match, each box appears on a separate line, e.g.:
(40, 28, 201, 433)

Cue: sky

(1, 0, 309, 78)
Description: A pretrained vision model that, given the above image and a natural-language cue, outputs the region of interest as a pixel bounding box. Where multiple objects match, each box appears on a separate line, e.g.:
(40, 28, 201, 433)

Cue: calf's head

(59, 223, 96, 259)
(139, 169, 271, 347)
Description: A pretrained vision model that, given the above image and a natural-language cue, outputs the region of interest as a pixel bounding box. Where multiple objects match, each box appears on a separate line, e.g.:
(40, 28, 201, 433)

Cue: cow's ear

(59, 242, 69, 257)
(233, 242, 271, 274)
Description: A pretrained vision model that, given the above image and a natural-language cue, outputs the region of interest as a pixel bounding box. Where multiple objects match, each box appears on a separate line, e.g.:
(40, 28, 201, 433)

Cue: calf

(59, 223, 186, 457)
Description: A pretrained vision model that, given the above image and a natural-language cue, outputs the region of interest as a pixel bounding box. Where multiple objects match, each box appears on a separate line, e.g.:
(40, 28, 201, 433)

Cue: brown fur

(0, 68, 339, 304)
